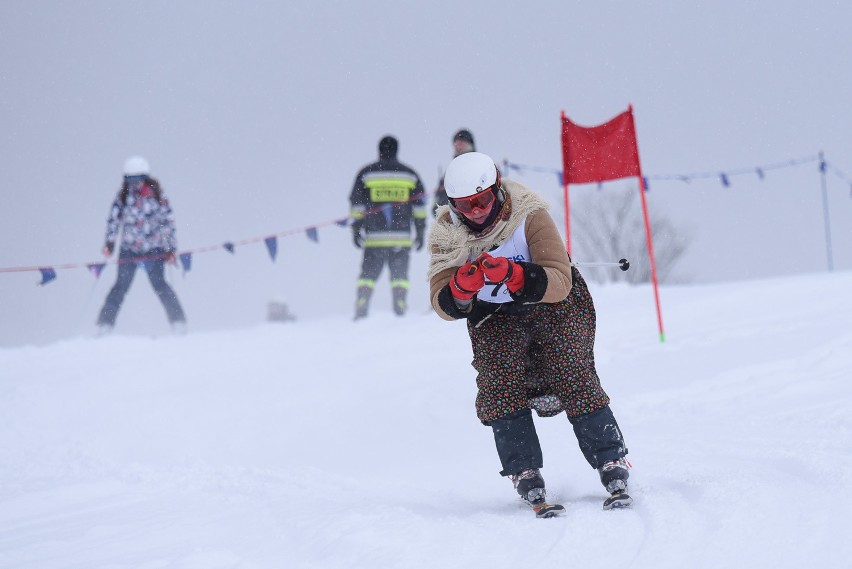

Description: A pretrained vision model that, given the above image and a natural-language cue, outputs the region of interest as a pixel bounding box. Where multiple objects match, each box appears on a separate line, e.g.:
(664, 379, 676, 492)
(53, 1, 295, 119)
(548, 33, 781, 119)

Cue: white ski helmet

(444, 152, 500, 199)
(123, 155, 150, 176)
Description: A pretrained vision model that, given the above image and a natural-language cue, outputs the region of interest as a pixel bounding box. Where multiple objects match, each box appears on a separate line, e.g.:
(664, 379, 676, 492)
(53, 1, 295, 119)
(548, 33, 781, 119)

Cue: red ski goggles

(449, 186, 497, 214)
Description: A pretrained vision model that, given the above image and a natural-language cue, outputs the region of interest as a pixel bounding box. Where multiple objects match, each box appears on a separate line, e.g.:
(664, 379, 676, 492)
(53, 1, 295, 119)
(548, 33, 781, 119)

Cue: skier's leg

(570, 405, 631, 505)
(468, 311, 549, 502)
(567, 405, 628, 470)
(354, 247, 384, 319)
(489, 408, 544, 476)
(96, 250, 139, 327)
(490, 408, 549, 504)
(144, 251, 186, 324)
(388, 247, 410, 316)
(530, 271, 630, 496)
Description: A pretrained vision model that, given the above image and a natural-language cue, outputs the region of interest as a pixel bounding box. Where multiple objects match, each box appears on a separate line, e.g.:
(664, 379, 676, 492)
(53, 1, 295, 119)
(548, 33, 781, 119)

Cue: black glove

(414, 219, 426, 251)
(351, 224, 363, 249)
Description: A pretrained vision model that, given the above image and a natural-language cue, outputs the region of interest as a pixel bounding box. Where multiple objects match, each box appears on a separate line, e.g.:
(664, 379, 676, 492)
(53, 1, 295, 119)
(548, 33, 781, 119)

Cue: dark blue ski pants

(97, 248, 186, 326)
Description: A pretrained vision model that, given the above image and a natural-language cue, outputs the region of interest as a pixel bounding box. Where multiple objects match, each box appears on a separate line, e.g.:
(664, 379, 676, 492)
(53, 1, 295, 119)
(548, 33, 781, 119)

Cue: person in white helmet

(427, 152, 631, 516)
(96, 156, 186, 334)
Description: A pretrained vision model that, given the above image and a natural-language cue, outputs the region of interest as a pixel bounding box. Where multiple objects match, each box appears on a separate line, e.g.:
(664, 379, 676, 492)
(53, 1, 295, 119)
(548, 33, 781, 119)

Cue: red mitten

(479, 252, 525, 293)
(450, 260, 485, 300)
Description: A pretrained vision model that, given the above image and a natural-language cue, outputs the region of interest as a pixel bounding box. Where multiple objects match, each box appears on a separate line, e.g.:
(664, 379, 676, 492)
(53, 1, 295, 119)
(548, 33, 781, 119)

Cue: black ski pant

(355, 246, 410, 316)
(97, 248, 186, 326)
(490, 405, 627, 477)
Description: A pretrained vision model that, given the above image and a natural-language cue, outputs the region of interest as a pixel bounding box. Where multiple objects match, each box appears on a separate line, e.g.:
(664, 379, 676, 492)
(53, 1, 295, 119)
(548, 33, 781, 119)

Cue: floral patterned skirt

(467, 269, 610, 424)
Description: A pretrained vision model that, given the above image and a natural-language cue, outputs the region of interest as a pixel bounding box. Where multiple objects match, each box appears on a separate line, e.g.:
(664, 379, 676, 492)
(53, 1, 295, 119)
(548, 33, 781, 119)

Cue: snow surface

(2, 271, 851, 568)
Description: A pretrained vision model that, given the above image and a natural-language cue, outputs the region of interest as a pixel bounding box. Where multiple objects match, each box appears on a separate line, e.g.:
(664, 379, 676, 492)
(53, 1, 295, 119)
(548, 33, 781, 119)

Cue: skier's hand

(165, 251, 177, 265)
(478, 252, 525, 293)
(450, 260, 484, 300)
(102, 242, 114, 257)
(413, 232, 424, 251)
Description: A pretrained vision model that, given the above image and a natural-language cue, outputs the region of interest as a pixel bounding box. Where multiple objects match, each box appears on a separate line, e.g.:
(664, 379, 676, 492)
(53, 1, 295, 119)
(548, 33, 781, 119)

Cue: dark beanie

(453, 129, 475, 148)
(379, 135, 398, 158)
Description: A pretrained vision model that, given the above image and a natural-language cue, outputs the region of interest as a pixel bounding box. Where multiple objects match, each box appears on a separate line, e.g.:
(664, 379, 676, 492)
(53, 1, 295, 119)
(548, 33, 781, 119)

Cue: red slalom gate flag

(561, 109, 640, 184)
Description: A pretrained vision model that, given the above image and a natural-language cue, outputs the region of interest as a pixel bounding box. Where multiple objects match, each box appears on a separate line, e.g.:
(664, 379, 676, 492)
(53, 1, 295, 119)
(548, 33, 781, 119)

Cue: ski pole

(573, 258, 630, 271)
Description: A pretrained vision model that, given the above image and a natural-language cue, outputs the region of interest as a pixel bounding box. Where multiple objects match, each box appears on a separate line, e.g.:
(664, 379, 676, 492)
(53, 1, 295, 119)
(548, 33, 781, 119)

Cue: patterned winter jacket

(104, 178, 177, 254)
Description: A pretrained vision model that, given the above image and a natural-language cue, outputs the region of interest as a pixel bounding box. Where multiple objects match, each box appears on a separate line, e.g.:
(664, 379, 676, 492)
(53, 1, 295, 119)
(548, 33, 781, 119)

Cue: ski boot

(354, 286, 372, 320)
(511, 469, 564, 518)
(392, 286, 407, 316)
(598, 457, 633, 510)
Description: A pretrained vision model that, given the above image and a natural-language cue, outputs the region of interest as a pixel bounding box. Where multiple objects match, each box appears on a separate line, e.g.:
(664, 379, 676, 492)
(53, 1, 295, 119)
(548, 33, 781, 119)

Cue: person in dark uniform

(432, 129, 476, 217)
(349, 136, 426, 319)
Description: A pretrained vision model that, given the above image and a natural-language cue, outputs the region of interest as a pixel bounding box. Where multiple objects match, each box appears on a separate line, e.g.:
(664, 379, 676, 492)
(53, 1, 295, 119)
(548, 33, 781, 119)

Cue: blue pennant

(642, 177, 650, 191)
(265, 236, 278, 261)
(720, 173, 730, 187)
(87, 263, 106, 279)
(335, 219, 349, 227)
(223, 242, 235, 254)
(179, 253, 192, 272)
(306, 227, 319, 243)
(38, 267, 57, 286)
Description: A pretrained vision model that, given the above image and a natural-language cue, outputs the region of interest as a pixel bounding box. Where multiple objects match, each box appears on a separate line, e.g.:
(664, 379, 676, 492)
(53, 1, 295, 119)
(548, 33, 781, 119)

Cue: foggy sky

(2, 1, 851, 347)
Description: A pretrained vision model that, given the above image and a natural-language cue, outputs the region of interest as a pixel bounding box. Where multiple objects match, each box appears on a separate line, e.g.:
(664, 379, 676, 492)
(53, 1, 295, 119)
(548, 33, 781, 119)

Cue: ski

(530, 501, 565, 518)
(603, 490, 633, 510)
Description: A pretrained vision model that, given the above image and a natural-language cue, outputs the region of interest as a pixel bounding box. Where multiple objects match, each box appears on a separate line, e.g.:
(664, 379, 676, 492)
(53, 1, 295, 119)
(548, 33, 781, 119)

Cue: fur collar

(427, 179, 550, 280)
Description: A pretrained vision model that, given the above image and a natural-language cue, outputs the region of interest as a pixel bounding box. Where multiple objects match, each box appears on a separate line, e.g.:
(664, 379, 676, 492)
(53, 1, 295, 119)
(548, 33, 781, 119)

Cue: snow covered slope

(2, 271, 851, 568)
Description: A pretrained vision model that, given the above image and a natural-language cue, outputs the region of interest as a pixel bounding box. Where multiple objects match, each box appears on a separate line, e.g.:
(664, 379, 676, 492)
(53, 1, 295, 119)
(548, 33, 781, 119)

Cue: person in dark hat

(432, 129, 477, 217)
(349, 136, 427, 319)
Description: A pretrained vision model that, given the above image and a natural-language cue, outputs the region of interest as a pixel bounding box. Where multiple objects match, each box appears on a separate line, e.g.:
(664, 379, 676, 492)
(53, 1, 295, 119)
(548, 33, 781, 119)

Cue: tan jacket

(428, 183, 572, 320)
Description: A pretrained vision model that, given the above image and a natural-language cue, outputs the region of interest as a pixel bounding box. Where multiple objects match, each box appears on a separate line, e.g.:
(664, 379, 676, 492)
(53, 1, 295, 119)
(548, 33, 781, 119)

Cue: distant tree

(569, 187, 690, 284)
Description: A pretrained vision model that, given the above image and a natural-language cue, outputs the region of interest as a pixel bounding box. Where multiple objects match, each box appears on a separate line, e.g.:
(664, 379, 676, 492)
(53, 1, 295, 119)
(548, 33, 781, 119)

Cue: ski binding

(603, 490, 633, 510)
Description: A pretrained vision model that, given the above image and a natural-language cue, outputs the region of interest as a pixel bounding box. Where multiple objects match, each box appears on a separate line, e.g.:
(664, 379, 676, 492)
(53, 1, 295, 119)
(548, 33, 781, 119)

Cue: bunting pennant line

(0, 191, 429, 278)
(505, 153, 852, 192)
(5, 151, 847, 283)
(0, 149, 846, 282)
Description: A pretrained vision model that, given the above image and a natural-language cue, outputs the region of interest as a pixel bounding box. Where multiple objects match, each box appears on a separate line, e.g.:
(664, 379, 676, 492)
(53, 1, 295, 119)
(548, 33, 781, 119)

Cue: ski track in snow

(1, 272, 852, 568)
